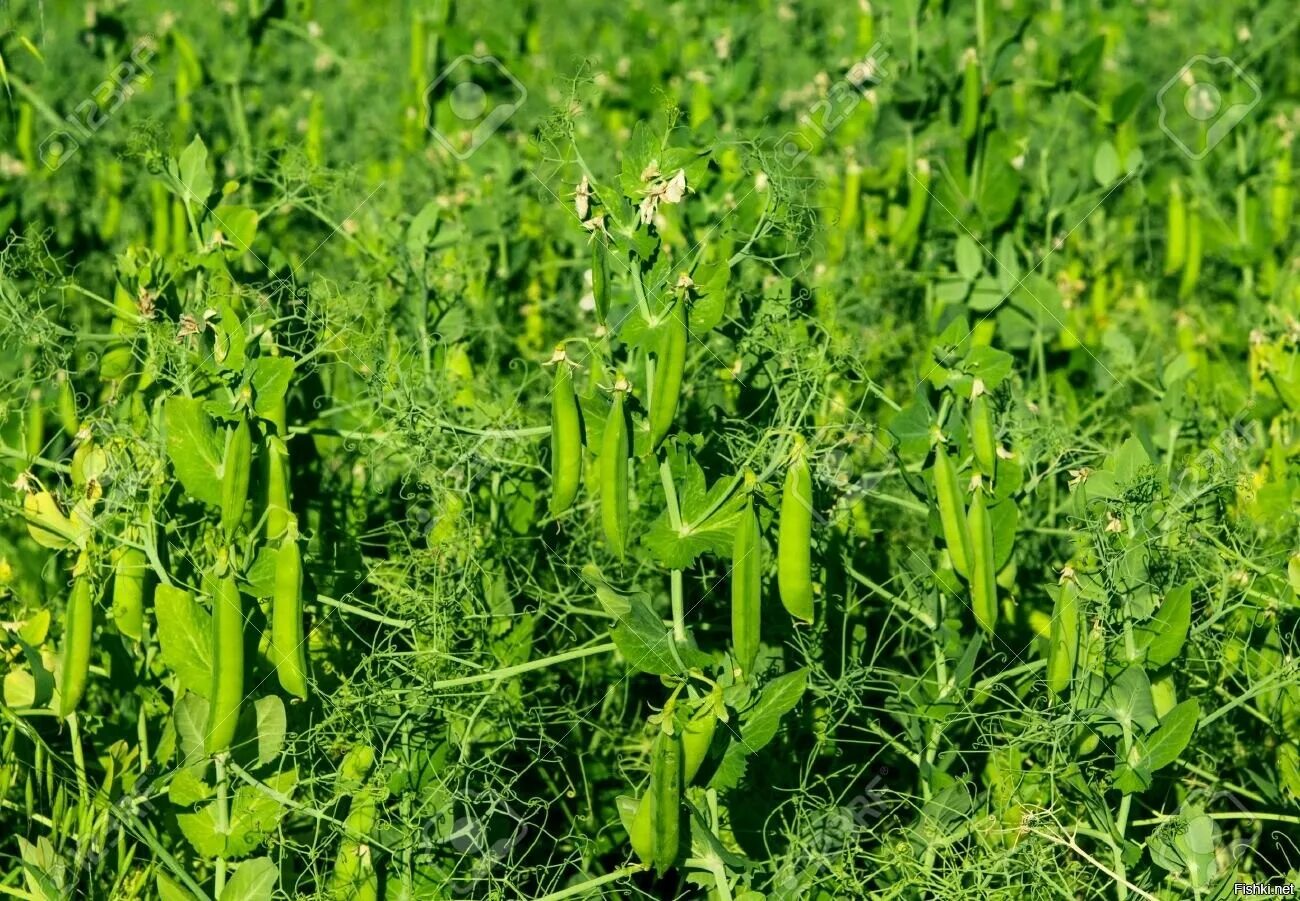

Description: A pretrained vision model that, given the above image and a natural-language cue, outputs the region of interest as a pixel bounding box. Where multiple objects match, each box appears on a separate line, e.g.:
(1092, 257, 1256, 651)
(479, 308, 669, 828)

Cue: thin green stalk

(430, 641, 617, 689)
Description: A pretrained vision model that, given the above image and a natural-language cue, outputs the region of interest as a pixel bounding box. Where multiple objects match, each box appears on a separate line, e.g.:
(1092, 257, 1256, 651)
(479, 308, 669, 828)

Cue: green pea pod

(221, 417, 253, 541)
(969, 393, 997, 478)
(330, 787, 382, 900)
(648, 298, 687, 451)
(272, 525, 309, 700)
(1177, 201, 1201, 300)
(1163, 179, 1186, 276)
(56, 372, 79, 437)
(892, 158, 931, 260)
(205, 571, 245, 755)
(933, 444, 972, 579)
(549, 353, 582, 516)
(266, 434, 292, 542)
(1046, 578, 1079, 697)
(647, 728, 682, 875)
(682, 709, 717, 784)
(592, 239, 610, 326)
(111, 545, 147, 642)
(968, 488, 997, 634)
(25, 389, 43, 461)
(1272, 149, 1293, 246)
(57, 568, 94, 717)
(777, 441, 814, 623)
(600, 382, 630, 557)
(960, 49, 981, 142)
(731, 494, 762, 674)
(627, 792, 655, 866)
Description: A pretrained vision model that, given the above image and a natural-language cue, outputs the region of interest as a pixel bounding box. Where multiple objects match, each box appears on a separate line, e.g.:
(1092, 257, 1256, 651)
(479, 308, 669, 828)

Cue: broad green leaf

(156, 585, 212, 699)
(738, 668, 807, 750)
(220, 857, 277, 901)
(157, 873, 200, 901)
(23, 490, 84, 550)
(989, 499, 1018, 572)
(1092, 141, 1120, 186)
(174, 693, 211, 767)
(163, 397, 223, 506)
(643, 452, 746, 569)
(1136, 584, 1191, 666)
(250, 357, 295, 422)
(255, 696, 287, 767)
(1103, 665, 1158, 733)
(226, 769, 297, 857)
(610, 594, 692, 675)
(211, 205, 259, 254)
(1143, 699, 1199, 771)
(955, 234, 983, 281)
(177, 135, 213, 209)
(176, 804, 225, 858)
(169, 768, 214, 806)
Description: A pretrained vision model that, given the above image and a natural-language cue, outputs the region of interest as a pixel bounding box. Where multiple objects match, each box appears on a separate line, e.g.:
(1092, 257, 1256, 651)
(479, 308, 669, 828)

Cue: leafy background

(0, 0, 1298, 898)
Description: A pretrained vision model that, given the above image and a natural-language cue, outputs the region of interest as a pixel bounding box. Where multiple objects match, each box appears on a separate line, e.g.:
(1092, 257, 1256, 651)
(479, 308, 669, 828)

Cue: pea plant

(1, 0, 1299, 899)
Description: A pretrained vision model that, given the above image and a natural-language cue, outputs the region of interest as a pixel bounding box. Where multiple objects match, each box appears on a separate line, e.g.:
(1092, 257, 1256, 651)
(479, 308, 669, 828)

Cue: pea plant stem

(430, 641, 617, 689)
(527, 864, 649, 901)
(214, 754, 230, 897)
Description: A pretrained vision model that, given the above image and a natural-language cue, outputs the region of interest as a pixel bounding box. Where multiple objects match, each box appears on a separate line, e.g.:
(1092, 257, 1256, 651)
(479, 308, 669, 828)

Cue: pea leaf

(1101, 665, 1158, 734)
(176, 135, 213, 210)
(157, 874, 199, 901)
(163, 397, 223, 506)
(156, 585, 212, 699)
(955, 234, 983, 281)
(220, 857, 277, 901)
(709, 669, 807, 792)
(608, 593, 702, 675)
(1143, 699, 1199, 771)
(642, 454, 745, 569)
(250, 357, 294, 422)
(22, 490, 85, 550)
(1093, 141, 1120, 187)
(1136, 584, 1191, 666)
(255, 696, 287, 767)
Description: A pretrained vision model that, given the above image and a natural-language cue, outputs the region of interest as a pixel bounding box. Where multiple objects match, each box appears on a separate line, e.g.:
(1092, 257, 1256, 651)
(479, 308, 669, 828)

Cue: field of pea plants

(1, 0, 1299, 898)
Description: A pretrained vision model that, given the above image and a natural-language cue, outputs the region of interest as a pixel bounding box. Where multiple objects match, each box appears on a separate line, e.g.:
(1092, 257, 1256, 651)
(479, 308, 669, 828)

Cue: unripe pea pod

(600, 379, 630, 558)
(205, 566, 245, 755)
(592, 239, 611, 326)
(682, 707, 717, 784)
(272, 522, 309, 700)
(331, 787, 382, 900)
(111, 543, 147, 642)
(648, 297, 688, 451)
(1163, 179, 1186, 276)
(1177, 199, 1201, 300)
(1046, 577, 1079, 697)
(731, 489, 762, 674)
(967, 485, 997, 634)
(221, 417, 253, 541)
(959, 48, 981, 142)
(892, 158, 931, 260)
(777, 439, 814, 623)
(549, 349, 582, 516)
(266, 434, 292, 542)
(25, 388, 43, 461)
(57, 561, 94, 718)
(1272, 143, 1293, 246)
(969, 389, 997, 478)
(632, 727, 682, 875)
(56, 371, 79, 437)
(933, 443, 972, 579)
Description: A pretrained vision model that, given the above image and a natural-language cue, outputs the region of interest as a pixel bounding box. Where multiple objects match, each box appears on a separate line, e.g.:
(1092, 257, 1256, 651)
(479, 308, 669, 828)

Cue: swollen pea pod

(1046, 577, 1079, 697)
(220, 416, 253, 541)
(682, 705, 718, 784)
(56, 371, 79, 437)
(1177, 198, 1202, 300)
(648, 297, 688, 451)
(731, 490, 762, 674)
(25, 388, 43, 462)
(110, 543, 147, 642)
(57, 561, 94, 718)
(967, 485, 997, 634)
(631, 727, 682, 875)
(548, 349, 582, 516)
(600, 379, 630, 558)
(330, 787, 383, 900)
(205, 566, 245, 755)
(933, 443, 972, 579)
(1163, 178, 1186, 276)
(892, 158, 931, 260)
(959, 48, 981, 142)
(591, 238, 611, 326)
(1273, 144, 1293, 246)
(969, 389, 997, 478)
(272, 522, 309, 700)
(265, 389, 292, 542)
(777, 439, 814, 623)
